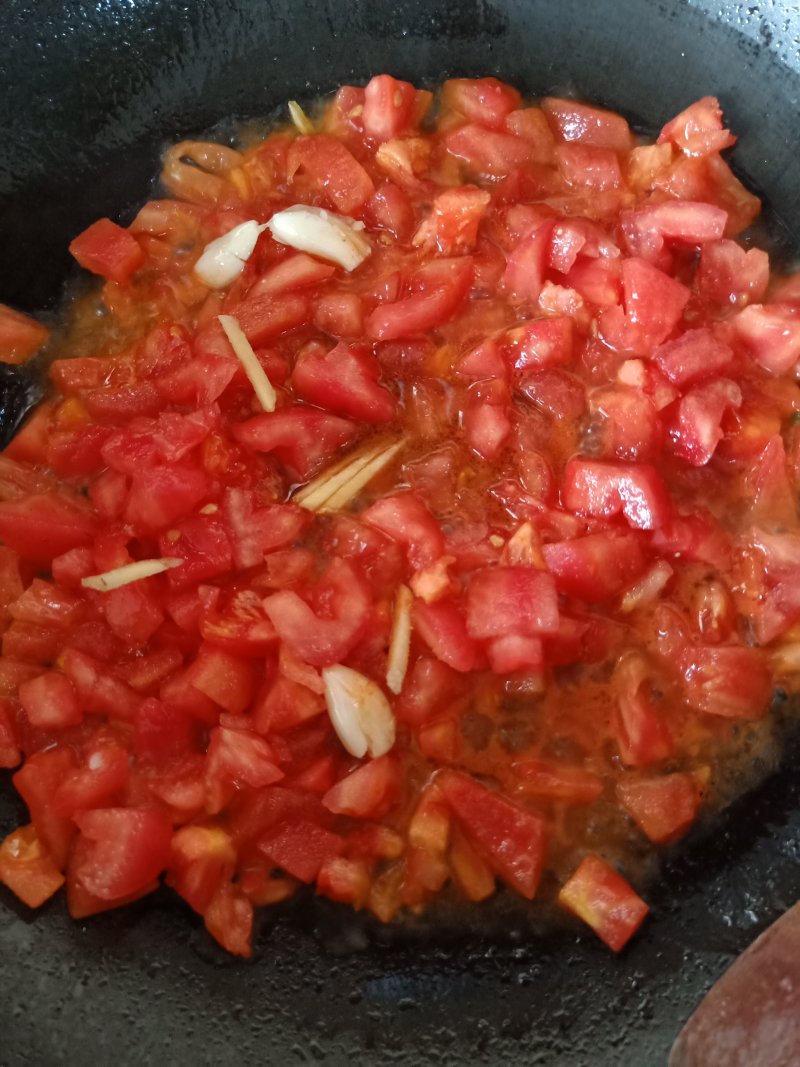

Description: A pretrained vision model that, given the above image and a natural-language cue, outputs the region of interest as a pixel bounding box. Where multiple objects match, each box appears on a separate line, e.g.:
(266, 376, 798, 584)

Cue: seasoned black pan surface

(1, 1, 800, 1062)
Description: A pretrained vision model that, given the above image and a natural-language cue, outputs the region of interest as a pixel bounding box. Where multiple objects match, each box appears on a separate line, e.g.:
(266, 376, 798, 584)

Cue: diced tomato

(696, 238, 769, 308)
(614, 653, 674, 766)
(651, 510, 731, 570)
(412, 186, 491, 255)
(730, 304, 800, 375)
(0, 825, 65, 907)
(287, 134, 374, 214)
(502, 220, 554, 305)
(322, 755, 400, 818)
(504, 316, 574, 372)
(365, 257, 474, 340)
(558, 854, 648, 951)
(51, 742, 130, 818)
(681, 645, 771, 720)
(134, 698, 194, 763)
(252, 253, 335, 296)
(654, 327, 733, 387)
(562, 459, 671, 530)
(292, 341, 395, 423)
(73, 807, 172, 900)
(61, 647, 142, 720)
(442, 77, 521, 130)
(233, 407, 358, 481)
(204, 723, 283, 813)
(589, 386, 661, 461)
(556, 143, 621, 191)
(317, 856, 371, 907)
(0, 699, 21, 768)
(505, 108, 555, 162)
(313, 290, 365, 337)
(412, 598, 477, 673)
(18, 671, 81, 729)
(519, 368, 587, 422)
(363, 74, 417, 141)
(438, 770, 547, 899)
(542, 98, 633, 152)
(0, 305, 49, 365)
(667, 377, 742, 466)
(543, 531, 646, 602)
(513, 760, 603, 804)
(259, 818, 343, 883)
(221, 291, 310, 347)
(169, 823, 236, 913)
(616, 773, 701, 843)
(462, 387, 512, 461)
(449, 823, 496, 901)
(69, 218, 145, 283)
(599, 257, 690, 355)
(13, 748, 77, 868)
(466, 566, 558, 640)
(183, 643, 257, 715)
(658, 96, 735, 157)
(0, 492, 96, 563)
(263, 558, 371, 667)
(362, 492, 445, 569)
(445, 124, 533, 178)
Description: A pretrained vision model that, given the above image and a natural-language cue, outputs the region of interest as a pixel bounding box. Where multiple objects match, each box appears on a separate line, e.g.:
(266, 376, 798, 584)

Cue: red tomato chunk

(0, 78, 794, 957)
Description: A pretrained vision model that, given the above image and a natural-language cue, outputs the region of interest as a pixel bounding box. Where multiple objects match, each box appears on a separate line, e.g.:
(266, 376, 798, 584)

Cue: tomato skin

(562, 459, 671, 530)
(69, 218, 145, 283)
(438, 770, 547, 899)
(614, 652, 674, 767)
(558, 854, 648, 951)
(0, 825, 65, 907)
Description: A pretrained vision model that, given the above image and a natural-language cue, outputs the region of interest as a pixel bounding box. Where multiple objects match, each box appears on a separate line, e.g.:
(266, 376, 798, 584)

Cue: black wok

(2, 1, 800, 1062)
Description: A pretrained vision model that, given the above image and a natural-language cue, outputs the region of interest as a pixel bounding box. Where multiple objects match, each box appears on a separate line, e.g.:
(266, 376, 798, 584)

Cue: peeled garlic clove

(322, 665, 396, 758)
(194, 219, 267, 288)
(266, 205, 371, 272)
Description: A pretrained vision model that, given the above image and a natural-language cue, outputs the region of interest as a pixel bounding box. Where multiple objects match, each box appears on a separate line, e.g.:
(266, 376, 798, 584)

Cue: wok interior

(1, 1, 800, 1063)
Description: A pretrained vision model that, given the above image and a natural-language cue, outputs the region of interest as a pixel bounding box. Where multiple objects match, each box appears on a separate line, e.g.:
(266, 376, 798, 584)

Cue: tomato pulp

(0, 78, 798, 956)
